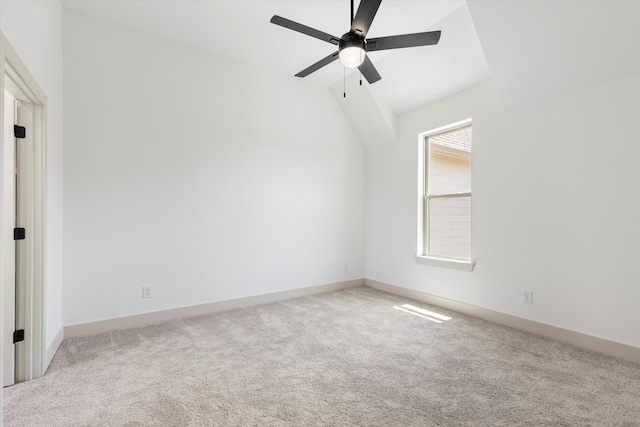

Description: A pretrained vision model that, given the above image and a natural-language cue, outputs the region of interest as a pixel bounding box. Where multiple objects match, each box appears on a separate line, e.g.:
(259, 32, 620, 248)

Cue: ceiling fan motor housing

(339, 32, 367, 53)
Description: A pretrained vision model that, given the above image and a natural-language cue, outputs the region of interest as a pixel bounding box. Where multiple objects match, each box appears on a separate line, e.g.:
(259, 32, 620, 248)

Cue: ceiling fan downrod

(351, 0, 354, 26)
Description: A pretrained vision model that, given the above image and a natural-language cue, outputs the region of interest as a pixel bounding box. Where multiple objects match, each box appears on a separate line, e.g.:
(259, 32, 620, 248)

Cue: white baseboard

(44, 327, 64, 372)
(64, 279, 364, 339)
(366, 279, 640, 364)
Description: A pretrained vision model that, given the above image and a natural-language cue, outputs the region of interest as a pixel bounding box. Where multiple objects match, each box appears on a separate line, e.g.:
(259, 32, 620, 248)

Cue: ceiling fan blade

(351, 0, 382, 38)
(366, 31, 442, 52)
(295, 51, 340, 78)
(358, 55, 381, 84)
(271, 15, 341, 45)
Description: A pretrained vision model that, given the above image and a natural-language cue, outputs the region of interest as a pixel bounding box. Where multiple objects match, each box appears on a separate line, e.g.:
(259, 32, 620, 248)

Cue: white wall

(366, 73, 640, 348)
(62, 10, 365, 326)
(0, 0, 64, 351)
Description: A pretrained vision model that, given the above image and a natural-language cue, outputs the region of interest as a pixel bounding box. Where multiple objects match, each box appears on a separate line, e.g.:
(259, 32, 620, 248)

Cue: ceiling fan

(270, 0, 441, 84)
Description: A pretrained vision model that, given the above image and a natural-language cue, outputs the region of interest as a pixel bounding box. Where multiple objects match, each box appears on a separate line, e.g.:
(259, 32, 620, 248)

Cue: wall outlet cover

(142, 286, 152, 298)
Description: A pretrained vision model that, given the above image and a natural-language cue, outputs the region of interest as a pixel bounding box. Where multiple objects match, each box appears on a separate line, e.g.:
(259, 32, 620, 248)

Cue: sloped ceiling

(60, 1, 639, 145)
(60, 1, 490, 115)
(466, 0, 640, 108)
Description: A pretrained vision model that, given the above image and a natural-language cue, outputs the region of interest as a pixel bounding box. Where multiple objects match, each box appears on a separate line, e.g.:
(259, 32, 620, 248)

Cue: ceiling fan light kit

(338, 35, 366, 68)
(270, 0, 442, 84)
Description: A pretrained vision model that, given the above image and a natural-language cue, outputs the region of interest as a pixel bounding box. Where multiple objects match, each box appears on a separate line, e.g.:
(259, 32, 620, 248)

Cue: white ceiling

(61, 0, 491, 114)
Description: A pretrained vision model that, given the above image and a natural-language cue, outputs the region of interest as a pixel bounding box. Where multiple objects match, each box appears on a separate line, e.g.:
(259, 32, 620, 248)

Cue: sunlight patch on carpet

(393, 304, 452, 323)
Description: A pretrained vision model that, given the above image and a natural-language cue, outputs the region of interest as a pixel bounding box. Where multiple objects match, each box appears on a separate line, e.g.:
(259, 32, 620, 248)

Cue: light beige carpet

(4, 286, 640, 426)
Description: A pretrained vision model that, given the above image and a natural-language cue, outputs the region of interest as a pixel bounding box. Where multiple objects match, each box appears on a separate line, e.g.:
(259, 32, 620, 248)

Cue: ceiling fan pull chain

(360, 70, 363, 86)
(344, 66, 347, 98)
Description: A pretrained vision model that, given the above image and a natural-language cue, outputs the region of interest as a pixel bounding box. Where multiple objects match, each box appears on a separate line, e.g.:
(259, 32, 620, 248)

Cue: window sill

(415, 255, 475, 272)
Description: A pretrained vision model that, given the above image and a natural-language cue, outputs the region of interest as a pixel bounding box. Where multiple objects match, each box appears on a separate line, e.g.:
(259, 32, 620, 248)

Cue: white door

(2, 90, 17, 387)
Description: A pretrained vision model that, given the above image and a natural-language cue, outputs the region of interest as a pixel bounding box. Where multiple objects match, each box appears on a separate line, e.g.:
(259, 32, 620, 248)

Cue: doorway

(1, 33, 47, 387)
(2, 91, 34, 387)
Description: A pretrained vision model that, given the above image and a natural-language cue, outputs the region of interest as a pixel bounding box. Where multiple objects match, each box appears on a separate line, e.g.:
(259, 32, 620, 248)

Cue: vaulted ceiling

(61, 1, 640, 120)
(60, 0, 490, 115)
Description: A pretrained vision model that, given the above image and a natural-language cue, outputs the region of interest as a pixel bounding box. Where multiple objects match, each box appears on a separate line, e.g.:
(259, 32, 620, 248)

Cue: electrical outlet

(522, 290, 533, 304)
(142, 285, 152, 299)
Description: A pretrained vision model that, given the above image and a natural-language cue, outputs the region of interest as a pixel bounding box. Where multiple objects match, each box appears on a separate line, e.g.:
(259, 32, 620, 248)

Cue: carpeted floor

(3, 286, 640, 426)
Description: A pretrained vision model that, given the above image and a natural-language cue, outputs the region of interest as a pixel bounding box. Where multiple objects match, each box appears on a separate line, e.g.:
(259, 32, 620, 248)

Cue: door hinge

(14, 228, 26, 240)
(14, 125, 26, 139)
(13, 329, 25, 344)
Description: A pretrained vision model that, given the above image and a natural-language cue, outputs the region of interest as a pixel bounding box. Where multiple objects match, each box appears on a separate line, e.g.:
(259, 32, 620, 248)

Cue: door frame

(0, 32, 47, 384)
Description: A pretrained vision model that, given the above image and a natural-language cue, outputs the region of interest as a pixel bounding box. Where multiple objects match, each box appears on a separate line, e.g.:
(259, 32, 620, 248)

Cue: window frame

(417, 119, 475, 272)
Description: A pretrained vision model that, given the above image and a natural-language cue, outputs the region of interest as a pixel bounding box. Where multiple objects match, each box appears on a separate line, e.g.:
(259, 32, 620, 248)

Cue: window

(417, 119, 473, 270)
